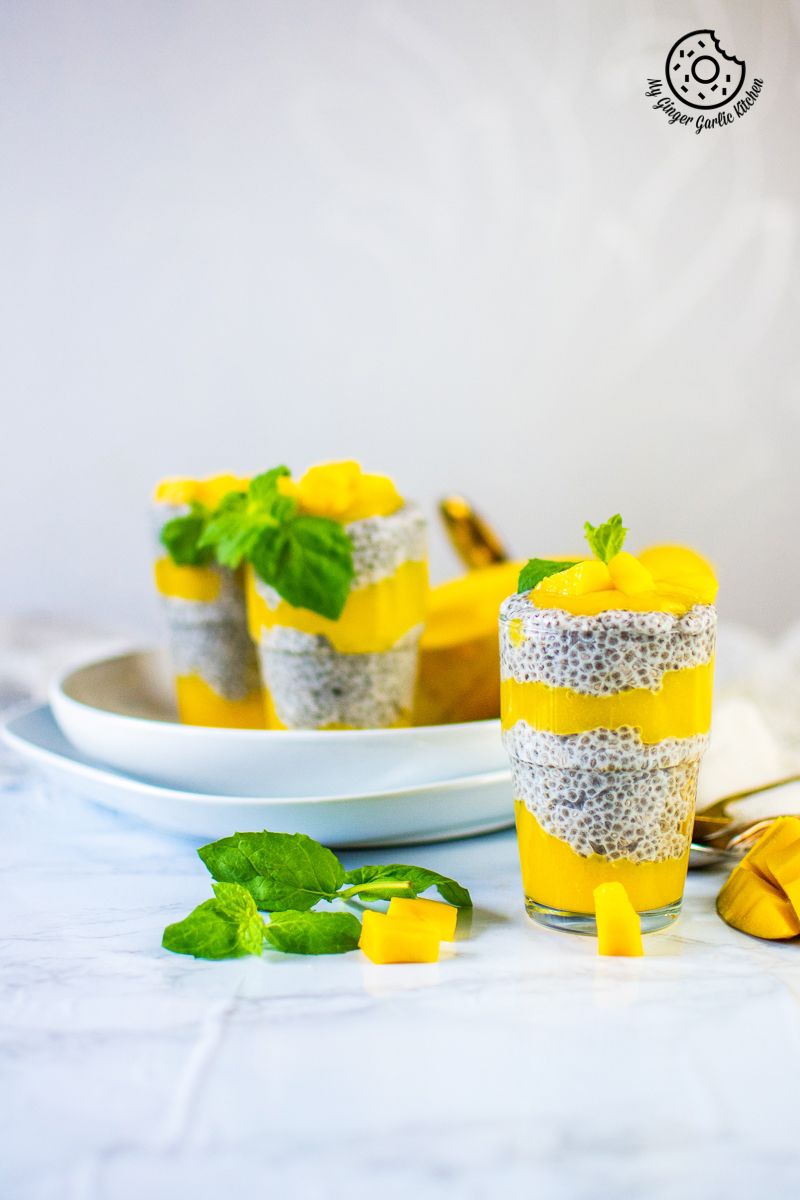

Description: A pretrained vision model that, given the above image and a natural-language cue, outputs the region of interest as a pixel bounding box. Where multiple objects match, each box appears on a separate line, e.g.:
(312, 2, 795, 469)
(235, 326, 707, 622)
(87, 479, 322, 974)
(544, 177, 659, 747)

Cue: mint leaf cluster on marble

(158, 466, 356, 620)
(161, 830, 472, 961)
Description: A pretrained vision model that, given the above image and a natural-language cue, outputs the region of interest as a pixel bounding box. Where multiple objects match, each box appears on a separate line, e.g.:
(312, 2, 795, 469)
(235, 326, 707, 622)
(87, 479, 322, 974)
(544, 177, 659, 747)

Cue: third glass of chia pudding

(499, 516, 717, 934)
(153, 476, 265, 728)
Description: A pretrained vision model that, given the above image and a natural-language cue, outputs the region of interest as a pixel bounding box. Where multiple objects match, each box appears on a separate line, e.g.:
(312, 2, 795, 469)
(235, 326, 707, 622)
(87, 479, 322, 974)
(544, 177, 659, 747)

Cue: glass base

(524, 896, 682, 935)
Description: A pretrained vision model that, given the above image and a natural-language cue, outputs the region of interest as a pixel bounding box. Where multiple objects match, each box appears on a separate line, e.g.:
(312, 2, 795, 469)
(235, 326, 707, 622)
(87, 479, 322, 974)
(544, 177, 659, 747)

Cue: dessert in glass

(245, 462, 429, 730)
(499, 516, 717, 933)
(153, 476, 265, 728)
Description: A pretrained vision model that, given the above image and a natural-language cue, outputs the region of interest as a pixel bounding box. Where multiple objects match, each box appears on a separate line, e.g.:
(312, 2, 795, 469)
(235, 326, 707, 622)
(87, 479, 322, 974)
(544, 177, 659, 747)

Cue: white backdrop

(2, 0, 798, 636)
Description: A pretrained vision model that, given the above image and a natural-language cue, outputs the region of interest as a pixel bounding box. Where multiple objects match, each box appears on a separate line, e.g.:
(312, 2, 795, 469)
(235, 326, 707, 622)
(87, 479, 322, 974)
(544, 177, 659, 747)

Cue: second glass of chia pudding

(246, 462, 429, 730)
(499, 520, 718, 934)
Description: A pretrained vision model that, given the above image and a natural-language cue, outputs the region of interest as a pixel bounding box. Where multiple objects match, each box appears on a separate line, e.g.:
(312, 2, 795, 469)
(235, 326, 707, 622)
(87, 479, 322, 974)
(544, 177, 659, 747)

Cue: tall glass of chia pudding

(499, 527, 717, 934)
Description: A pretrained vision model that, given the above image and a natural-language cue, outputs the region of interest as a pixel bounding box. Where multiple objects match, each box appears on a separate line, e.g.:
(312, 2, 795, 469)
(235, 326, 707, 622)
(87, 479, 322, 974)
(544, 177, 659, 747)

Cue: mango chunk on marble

(359, 909, 441, 964)
(716, 865, 800, 941)
(388, 897, 458, 941)
(593, 883, 644, 957)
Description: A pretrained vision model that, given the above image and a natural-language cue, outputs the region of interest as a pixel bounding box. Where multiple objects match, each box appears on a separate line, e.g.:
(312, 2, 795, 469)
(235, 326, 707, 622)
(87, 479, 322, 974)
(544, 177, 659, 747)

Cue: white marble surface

(3, 764, 800, 1200)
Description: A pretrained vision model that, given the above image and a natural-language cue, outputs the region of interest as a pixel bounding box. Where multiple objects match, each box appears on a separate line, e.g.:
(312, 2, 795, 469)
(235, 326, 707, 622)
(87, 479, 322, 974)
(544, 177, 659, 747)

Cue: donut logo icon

(665, 30, 745, 110)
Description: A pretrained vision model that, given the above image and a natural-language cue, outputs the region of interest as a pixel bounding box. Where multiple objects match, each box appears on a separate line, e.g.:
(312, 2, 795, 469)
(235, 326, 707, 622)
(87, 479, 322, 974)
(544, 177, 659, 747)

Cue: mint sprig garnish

(583, 514, 627, 563)
(162, 830, 472, 960)
(159, 502, 215, 567)
(518, 559, 580, 594)
(517, 513, 629, 592)
(158, 467, 356, 620)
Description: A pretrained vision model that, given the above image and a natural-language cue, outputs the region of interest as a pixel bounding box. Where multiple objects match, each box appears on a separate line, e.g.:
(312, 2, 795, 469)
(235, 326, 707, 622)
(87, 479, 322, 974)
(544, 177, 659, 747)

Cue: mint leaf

(198, 831, 346, 911)
(201, 494, 269, 570)
(159, 504, 215, 567)
(249, 466, 292, 509)
(342, 865, 472, 908)
(518, 558, 581, 593)
(162, 882, 265, 959)
(584, 514, 627, 563)
(250, 515, 354, 620)
(264, 910, 361, 955)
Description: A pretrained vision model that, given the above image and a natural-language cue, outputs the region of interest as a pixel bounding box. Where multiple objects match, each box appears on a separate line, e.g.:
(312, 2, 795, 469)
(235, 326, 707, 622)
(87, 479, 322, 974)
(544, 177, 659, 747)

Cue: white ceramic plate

(4, 706, 514, 846)
(50, 650, 506, 797)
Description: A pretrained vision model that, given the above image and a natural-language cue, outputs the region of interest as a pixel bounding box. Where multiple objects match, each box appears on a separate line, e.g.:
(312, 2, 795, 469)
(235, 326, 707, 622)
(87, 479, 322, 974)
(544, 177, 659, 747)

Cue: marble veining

(2, 767, 800, 1200)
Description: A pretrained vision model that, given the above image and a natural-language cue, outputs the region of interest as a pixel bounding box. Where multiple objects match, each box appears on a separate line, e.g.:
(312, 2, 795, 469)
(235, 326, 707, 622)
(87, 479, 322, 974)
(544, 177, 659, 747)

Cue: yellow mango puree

(501, 660, 713, 743)
(174, 674, 265, 729)
(154, 557, 222, 603)
(515, 803, 689, 914)
(246, 559, 428, 655)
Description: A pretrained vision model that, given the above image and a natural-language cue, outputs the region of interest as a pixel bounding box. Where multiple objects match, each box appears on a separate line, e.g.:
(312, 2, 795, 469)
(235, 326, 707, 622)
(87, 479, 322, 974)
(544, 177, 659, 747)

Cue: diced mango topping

(358, 909, 441, 964)
(537, 560, 612, 597)
(278, 461, 403, 524)
(593, 882, 644, 956)
(530, 544, 717, 616)
(154, 474, 249, 508)
(388, 897, 458, 941)
(716, 818, 800, 940)
(608, 551, 655, 596)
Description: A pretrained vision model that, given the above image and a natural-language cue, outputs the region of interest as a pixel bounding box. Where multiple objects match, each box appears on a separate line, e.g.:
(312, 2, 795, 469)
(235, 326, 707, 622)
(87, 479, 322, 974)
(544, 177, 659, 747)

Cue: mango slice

(608, 552, 655, 596)
(593, 882, 644, 956)
(537, 560, 612, 597)
(716, 866, 800, 940)
(387, 897, 458, 941)
(748, 834, 800, 922)
(738, 816, 800, 886)
(359, 909, 441, 964)
(638, 544, 718, 605)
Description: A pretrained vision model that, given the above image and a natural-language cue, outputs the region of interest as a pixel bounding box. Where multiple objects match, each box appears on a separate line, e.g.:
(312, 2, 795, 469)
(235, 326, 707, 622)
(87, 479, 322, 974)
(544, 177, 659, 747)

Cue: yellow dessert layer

(175, 674, 265, 729)
(154, 557, 222, 602)
(154, 474, 248, 508)
(501, 660, 714, 743)
(246, 559, 428, 655)
(515, 803, 689, 914)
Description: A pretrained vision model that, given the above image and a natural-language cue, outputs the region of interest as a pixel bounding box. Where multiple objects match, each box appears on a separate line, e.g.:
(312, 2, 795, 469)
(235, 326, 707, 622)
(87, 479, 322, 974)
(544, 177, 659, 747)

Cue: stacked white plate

(3, 650, 512, 846)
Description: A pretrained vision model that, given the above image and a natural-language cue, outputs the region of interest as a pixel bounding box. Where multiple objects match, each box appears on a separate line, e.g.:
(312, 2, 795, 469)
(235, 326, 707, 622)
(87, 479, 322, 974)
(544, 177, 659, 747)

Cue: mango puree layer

(501, 659, 713, 743)
(515, 802, 690, 914)
(154, 558, 222, 603)
(246, 559, 428, 655)
(175, 674, 265, 729)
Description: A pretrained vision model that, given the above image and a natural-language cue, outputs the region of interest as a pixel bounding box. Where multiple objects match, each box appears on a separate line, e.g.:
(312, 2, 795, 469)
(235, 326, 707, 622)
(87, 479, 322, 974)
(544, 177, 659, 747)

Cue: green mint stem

(338, 881, 414, 901)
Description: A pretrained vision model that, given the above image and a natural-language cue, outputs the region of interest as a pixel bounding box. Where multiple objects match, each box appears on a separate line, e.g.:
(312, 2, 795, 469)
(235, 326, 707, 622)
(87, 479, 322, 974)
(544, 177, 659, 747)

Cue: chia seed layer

(504, 720, 708, 771)
(511, 755, 697, 863)
(154, 502, 261, 702)
(252, 503, 427, 613)
(500, 597, 716, 695)
(257, 626, 421, 729)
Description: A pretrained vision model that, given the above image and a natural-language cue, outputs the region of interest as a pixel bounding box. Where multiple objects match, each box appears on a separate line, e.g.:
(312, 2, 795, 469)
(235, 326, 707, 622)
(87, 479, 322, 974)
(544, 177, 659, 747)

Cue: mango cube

(537, 560, 612, 597)
(716, 866, 800, 940)
(593, 882, 643, 957)
(388, 897, 458, 941)
(359, 909, 441, 964)
(608, 551, 655, 596)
